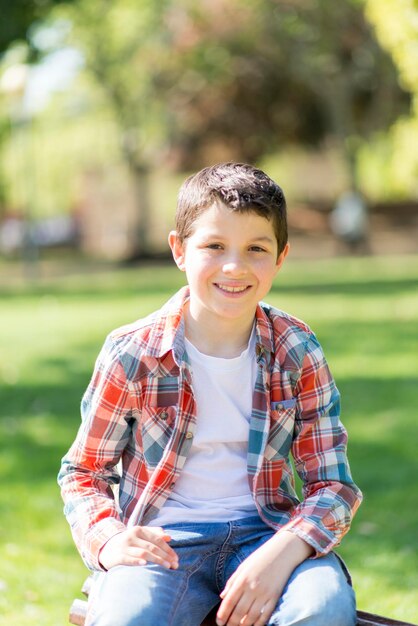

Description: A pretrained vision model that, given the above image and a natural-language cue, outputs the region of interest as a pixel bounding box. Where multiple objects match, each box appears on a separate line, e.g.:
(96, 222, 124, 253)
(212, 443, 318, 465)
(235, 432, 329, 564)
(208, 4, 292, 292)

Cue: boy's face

(169, 202, 289, 329)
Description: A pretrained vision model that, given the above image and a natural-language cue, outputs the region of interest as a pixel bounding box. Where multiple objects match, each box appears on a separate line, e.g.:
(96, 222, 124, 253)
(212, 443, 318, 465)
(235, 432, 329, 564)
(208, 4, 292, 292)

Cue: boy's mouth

(214, 283, 250, 294)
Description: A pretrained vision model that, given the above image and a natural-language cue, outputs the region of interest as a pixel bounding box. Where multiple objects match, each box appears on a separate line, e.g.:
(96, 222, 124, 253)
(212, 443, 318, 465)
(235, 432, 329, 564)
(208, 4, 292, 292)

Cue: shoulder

(109, 309, 160, 347)
(98, 294, 180, 378)
(108, 287, 187, 349)
(92, 311, 159, 380)
(260, 300, 313, 340)
(260, 302, 323, 370)
(261, 302, 312, 334)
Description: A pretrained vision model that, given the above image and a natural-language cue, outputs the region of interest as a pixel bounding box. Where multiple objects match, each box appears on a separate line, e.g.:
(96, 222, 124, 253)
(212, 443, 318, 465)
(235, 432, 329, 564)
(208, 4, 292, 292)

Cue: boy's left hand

(216, 531, 313, 626)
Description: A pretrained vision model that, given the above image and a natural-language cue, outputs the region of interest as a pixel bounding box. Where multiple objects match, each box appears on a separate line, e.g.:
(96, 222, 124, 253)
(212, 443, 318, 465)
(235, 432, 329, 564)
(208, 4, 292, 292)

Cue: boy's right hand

(98, 526, 179, 571)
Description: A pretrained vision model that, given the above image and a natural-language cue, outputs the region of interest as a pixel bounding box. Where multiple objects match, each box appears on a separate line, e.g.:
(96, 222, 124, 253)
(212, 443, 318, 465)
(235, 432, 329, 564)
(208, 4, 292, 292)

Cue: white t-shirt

(148, 328, 258, 526)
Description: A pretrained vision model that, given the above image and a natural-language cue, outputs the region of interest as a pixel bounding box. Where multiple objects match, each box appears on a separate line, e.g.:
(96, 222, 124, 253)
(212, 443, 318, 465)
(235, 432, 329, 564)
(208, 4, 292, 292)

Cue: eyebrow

(249, 236, 275, 243)
(198, 233, 275, 244)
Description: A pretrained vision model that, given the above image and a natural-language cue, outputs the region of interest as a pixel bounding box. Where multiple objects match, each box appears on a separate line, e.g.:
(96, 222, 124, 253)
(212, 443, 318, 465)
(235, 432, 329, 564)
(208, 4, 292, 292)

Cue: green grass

(0, 254, 417, 625)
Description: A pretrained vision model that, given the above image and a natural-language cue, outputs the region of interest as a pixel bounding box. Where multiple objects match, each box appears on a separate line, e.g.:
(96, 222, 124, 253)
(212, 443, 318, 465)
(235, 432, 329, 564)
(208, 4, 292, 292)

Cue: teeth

(217, 284, 247, 293)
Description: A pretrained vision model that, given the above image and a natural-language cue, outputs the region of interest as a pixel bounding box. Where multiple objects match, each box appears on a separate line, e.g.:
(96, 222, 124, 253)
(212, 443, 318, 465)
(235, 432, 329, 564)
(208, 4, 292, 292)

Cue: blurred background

(0, 1, 417, 625)
(0, 0, 417, 267)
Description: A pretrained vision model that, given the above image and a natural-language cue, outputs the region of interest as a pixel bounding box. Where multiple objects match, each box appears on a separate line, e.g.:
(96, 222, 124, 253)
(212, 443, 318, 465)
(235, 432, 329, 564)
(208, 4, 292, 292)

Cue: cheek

(190, 254, 216, 271)
(255, 259, 279, 278)
(185, 256, 213, 281)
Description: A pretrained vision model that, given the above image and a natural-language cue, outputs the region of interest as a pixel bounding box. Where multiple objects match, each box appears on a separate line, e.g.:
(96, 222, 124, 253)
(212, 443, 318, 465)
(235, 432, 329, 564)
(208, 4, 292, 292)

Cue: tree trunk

(128, 161, 152, 258)
(322, 73, 359, 192)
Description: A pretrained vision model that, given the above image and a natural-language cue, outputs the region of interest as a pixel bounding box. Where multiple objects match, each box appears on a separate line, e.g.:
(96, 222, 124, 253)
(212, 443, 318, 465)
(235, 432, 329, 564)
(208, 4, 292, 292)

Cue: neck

(184, 304, 255, 358)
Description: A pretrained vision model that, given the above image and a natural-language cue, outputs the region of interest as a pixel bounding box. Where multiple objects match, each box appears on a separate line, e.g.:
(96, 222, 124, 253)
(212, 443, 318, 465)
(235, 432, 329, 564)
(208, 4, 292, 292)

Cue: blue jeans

(87, 516, 356, 626)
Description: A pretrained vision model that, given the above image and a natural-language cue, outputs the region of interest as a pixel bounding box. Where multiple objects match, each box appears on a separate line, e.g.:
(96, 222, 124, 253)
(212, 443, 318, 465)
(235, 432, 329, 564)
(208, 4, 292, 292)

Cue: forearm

(292, 347, 363, 554)
(269, 529, 314, 571)
(283, 477, 363, 556)
(59, 459, 126, 570)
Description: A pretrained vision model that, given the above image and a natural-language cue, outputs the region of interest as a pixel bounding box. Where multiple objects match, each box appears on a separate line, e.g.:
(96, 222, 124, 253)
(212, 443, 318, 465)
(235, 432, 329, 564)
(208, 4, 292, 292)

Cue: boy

(59, 162, 362, 626)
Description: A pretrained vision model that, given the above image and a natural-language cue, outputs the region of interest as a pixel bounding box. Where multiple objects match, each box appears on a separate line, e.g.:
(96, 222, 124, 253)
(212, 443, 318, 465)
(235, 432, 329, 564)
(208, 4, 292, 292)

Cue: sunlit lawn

(0, 254, 417, 625)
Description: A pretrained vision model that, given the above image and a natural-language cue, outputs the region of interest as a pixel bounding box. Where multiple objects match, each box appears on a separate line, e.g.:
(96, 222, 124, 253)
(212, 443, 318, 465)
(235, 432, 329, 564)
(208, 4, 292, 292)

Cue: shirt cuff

(82, 518, 127, 571)
(281, 516, 339, 558)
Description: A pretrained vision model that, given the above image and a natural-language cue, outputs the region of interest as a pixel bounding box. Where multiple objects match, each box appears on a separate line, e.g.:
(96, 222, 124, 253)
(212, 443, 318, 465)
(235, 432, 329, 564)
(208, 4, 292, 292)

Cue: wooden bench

(69, 576, 417, 626)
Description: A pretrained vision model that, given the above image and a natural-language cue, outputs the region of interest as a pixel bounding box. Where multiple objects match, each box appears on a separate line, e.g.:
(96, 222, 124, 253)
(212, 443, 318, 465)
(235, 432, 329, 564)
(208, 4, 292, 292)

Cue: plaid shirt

(59, 286, 362, 571)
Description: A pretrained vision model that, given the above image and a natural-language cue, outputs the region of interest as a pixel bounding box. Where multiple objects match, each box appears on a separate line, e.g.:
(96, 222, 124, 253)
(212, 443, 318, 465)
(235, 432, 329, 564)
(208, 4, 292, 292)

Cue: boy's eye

(249, 246, 267, 252)
(206, 243, 223, 250)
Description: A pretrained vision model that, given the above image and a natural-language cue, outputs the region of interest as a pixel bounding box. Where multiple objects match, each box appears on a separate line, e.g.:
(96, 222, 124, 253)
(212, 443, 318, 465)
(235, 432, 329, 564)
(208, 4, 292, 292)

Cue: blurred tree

(158, 0, 409, 191)
(0, 0, 74, 56)
(364, 0, 418, 196)
(264, 0, 410, 191)
(8, 0, 409, 255)
(56, 0, 173, 254)
(0, 0, 76, 224)
(365, 0, 418, 98)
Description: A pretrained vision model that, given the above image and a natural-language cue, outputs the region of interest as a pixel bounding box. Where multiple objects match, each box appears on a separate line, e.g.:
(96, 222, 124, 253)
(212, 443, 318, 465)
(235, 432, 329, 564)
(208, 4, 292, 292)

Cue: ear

(275, 242, 290, 272)
(168, 230, 186, 271)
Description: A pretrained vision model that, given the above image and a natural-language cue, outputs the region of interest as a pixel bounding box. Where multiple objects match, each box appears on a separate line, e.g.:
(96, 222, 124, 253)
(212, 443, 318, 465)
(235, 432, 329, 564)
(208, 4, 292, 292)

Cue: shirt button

(185, 431, 193, 439)
(277, 403, 284, 410)
(160, 411, 168, 420)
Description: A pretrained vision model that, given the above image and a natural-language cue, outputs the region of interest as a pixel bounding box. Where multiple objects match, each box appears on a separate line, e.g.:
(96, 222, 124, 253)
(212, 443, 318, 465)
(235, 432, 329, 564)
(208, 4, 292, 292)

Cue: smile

(215, 283, 250, 293)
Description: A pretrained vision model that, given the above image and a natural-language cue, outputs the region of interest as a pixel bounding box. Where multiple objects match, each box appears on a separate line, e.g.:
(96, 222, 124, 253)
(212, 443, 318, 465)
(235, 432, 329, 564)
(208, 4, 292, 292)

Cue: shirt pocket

(140, 405, 177, 467)
(265, 398, 297, 461)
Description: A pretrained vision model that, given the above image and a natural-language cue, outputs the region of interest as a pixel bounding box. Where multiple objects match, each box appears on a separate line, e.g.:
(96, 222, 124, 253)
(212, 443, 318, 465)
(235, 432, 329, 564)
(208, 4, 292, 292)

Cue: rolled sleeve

(285, 333, 362, 556)
(58, 334, 133, 570)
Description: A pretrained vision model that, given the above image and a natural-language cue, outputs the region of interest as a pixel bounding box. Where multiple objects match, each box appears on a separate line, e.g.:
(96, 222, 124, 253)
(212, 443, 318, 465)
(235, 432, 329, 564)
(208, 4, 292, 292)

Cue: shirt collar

(254, 301, 275, 364)
(143, 286, 189, 365)
(143, 286, 275, 366)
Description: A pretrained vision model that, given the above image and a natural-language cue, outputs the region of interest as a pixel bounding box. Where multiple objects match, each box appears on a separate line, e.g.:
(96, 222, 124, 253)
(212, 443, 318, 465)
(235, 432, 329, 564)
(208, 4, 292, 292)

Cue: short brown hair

(175, 162, 288, 254)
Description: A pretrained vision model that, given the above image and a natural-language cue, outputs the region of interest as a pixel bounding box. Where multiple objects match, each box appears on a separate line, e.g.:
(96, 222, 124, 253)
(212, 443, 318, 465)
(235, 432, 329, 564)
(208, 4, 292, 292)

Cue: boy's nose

(222, 257, 247, 276)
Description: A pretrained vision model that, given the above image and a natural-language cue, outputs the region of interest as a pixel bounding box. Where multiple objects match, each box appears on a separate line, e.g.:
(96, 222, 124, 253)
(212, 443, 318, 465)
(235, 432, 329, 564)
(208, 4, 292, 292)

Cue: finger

(116, 554, 148, 567)
(123, 542, 175, 569)
(148, 539, 179, 563)
(117, 543, 176, 569)
(223, 594, 252, 626)
(147, 526, 173, 541)
(240, 600, 272, 626)
(135, 527, 178, 556)
(147, 544, 179, 569)
(131, 551, 175, 569)
(134, 526, 172, 545)
(131, 530, 179, 565)
(217, 586, 246, 625)
(254, 606, 273, 626)
(219, 571, 238, 598)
